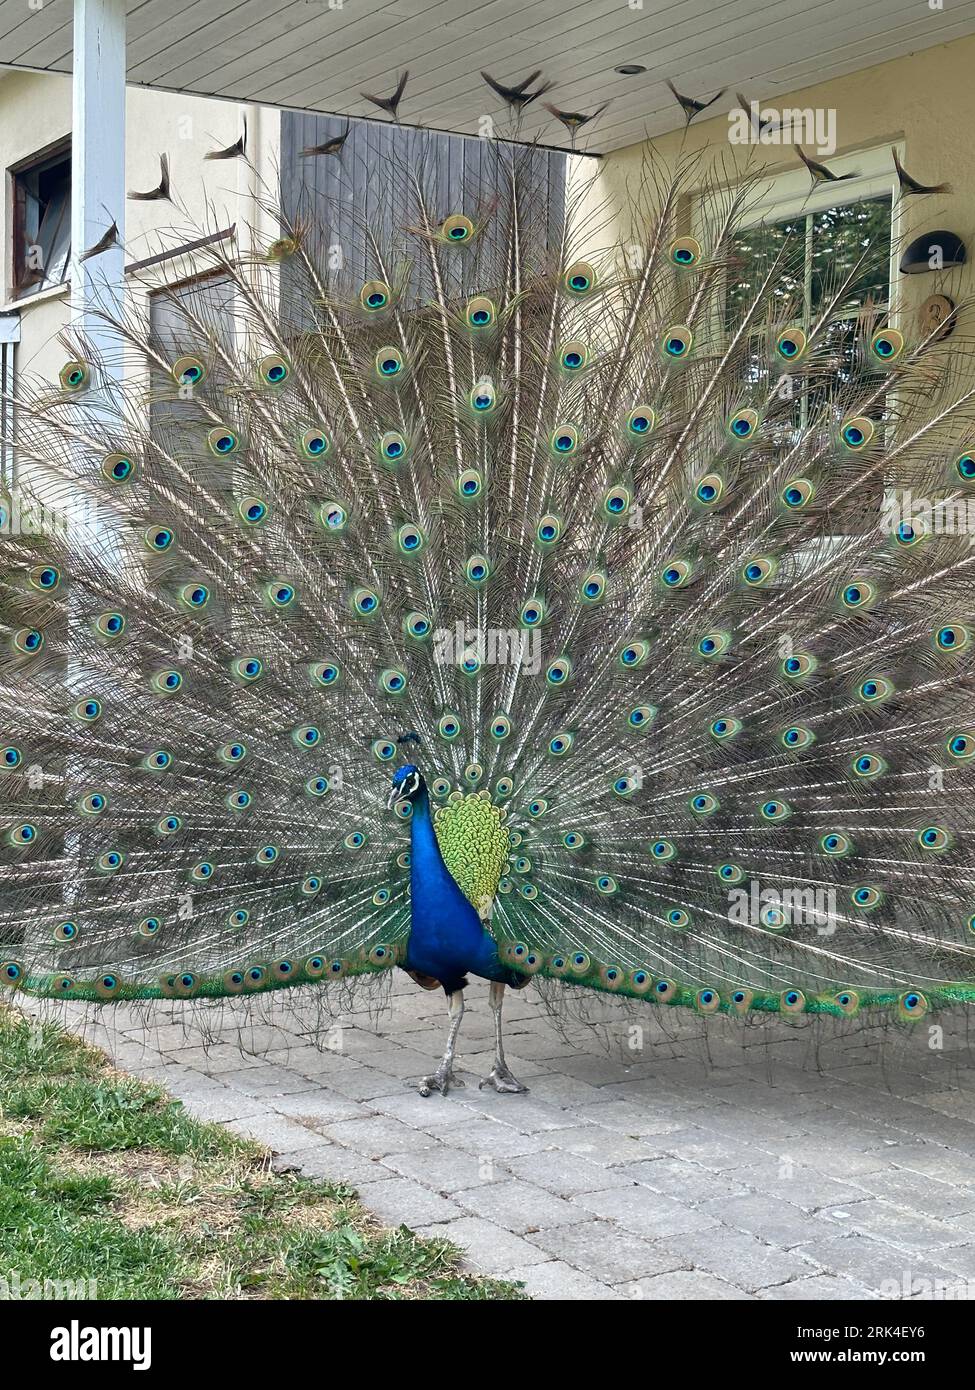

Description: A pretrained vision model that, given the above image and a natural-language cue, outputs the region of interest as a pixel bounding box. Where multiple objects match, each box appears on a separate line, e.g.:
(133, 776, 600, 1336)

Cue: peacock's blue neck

(408, 786, 455, 892)
(404, 783, 504, 986)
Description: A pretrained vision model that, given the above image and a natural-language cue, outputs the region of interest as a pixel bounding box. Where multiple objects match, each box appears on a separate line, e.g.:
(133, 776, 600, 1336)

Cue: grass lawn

(0, 1005, 523, 1300)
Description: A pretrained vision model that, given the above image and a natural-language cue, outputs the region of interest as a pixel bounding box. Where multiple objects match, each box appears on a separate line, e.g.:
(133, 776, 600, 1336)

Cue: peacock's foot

(478, 1064, 528, 1094)
(418, 1066, 465, 1097)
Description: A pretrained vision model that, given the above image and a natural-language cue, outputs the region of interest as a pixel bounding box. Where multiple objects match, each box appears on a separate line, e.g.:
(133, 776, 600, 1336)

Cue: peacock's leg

(479, 982, 528, 1094)
(419, 988, 466, 1097)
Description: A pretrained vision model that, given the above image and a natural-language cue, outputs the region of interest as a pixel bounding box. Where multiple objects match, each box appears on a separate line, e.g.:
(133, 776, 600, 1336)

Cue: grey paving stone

(325, 1114, 441, 1157)
(697, 1192, 839, 1247)
(555, 1126, 660, 1166)
(618, 1270, 754, 1300)
(658, 1131, 774, 1172)
(652, 1227, 820, 1293)
(382, 1146, 512, 1193)
(313, 1061, 412, 1102)
(461, 1093, 584, 1134)
(758, 1274, 878, 1300)
(506, 1149, 631, 1197)
(526, 1220, 686, 1284)
(280, 1048, 359, 1079)
(848, 1168, 975, 1219)
(173, 1044, 270, 1071)
(569, 1099, 693, 1137)
(258, 1038, 339, 1062)
(442, 1118, 560, 1160)
(497, 1031, 582, 1062)
(505, 1261, 620, 1300)
(265, 1090, 368, 1128)
(274, 1145, 389, 1187)
(354, 1177, 465, 1228)
(922, 1237, 975, 1282)
(524, 1073, 616, 1108)
(837, 1198, 965, 1253)
(103, 1041, 168, 1070)
(734, 1161, 871, 1212)
(615, 1158, 752, 1204)
(890, 1145, 975, 1186)
(763, 1142, 896, 1178)
(121, 1023, 209, 1051)
(460, 1049, 551, 1081)
(214, 1066, 323, 1099)
(553, 1054, 634, 1086)
(592, 1080, 711, 1110)
(366, 1088, 485, 1130)
(414, 1217, 553, 1277)
(168, 1086, 266, 1124)
(917, 1089, 975, 1120)
(800, 1232, 964, 1295)
(344, 1043, 451, 1081)
(573, 1185, 722, 1239)
(222, 1114, 336, 1154)
(452, 1179, 591, 1233)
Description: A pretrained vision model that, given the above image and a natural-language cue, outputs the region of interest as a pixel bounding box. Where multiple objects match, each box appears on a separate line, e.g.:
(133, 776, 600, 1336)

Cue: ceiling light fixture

(615, 64, 647, 76)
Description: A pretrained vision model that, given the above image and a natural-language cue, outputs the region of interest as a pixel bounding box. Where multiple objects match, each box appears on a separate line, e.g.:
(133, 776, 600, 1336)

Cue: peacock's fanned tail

(1, 144, 974, 1025)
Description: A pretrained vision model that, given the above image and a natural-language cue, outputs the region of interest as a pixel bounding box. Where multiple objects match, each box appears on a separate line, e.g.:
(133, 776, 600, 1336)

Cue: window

(718, 148, 895, 423)
(10, 140, 71, 301)
(729, 195, 892, 409)
(715, 148, 899, 532)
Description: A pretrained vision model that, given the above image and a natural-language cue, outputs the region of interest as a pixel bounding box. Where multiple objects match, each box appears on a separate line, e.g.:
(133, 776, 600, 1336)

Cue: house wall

(0, 68, 278, 383)
(585, 35, 974, 332)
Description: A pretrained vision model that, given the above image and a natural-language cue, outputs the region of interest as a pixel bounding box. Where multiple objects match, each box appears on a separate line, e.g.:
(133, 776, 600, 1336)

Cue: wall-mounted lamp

(899, 230, 966, 275)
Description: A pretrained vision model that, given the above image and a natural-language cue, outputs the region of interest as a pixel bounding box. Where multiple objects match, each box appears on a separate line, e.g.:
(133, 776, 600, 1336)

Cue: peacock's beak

(387, 785, 401, 810)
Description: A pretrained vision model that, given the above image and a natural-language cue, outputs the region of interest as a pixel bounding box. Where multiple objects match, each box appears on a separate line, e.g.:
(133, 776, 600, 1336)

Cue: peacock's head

(389, 763, 424, 808)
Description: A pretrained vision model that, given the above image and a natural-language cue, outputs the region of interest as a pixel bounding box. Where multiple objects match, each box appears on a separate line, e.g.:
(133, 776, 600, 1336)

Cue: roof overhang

(2, 0, 974, 154)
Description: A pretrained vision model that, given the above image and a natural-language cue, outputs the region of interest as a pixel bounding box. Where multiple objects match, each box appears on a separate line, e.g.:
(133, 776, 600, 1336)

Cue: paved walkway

(23, 977, 975, 1300)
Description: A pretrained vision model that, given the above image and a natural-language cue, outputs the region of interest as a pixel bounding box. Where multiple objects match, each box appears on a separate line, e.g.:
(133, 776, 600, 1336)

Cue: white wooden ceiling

(2, 0, 975, 153)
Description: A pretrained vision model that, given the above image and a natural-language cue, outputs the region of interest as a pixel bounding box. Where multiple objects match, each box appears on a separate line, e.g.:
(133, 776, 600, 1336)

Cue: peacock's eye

(257, 354, 289, 386)
(207, 427, 240, 456)
(300, 428, 331, 460)
(361, 280, 391, 311)
(669, 236, 702, 267)
(774, 326, 806, 360)
(442, 214, 475, 243)
(172, 355, 206, 387)
(466, 295, 495, 328)
(662, 324, 692, 359)
(563, 261, 596, 296)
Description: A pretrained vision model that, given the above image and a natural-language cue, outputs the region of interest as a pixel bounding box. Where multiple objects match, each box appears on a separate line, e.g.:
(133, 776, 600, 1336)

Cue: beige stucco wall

(585, 35, 974, 333)
(0, 69, 277, 381)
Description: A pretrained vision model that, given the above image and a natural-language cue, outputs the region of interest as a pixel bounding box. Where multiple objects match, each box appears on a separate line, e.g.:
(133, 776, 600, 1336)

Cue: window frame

(8, 135, 73, 303)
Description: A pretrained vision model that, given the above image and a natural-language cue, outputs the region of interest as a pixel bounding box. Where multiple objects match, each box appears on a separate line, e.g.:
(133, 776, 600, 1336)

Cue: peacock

(1, 125, 974, 1103)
